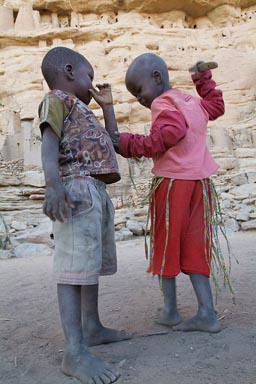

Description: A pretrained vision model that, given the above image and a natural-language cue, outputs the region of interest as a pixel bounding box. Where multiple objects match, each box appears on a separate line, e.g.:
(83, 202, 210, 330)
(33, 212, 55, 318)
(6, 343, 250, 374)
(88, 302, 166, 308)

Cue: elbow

(216, 103, 225, 119)
(217, 100, 225, 117)
(180, 125, 187, 140)
(163, 126, 187, 151)
(209, 103, 225, 120)
(217, 94, 225, 117)
(174, 125, 187, 144)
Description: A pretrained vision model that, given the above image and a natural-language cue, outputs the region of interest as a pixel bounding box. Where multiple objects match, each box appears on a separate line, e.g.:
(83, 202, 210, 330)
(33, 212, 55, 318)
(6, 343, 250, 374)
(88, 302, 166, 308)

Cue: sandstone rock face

(0, 0, 255, 236)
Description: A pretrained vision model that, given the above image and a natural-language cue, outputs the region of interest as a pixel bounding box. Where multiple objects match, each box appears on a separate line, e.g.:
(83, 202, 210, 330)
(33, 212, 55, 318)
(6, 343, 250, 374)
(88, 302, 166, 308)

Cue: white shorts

(53, 175, 117, 285)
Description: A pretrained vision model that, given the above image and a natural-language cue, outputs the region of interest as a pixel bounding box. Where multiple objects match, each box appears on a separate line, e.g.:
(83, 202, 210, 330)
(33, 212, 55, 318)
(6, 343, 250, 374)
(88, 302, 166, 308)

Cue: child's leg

(147, 179, 183, 327)
(57, 284, 120, 384)
(81, 284, 132, 346)
(173, 274, 220, 333)
(155, 277, 182, 326)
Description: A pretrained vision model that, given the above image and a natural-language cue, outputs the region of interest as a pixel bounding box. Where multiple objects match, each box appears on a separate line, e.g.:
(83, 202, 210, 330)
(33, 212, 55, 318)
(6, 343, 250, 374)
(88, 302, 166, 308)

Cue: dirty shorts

(52, 175, 117, 285)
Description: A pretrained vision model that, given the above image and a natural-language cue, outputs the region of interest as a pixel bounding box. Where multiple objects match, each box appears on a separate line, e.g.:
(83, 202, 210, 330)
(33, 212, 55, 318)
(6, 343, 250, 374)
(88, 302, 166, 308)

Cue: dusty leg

(57, 284, 120, 384)
(173, 274, 221, 333)
(155, 277, 182, 327)
(81, 284, 132, 346)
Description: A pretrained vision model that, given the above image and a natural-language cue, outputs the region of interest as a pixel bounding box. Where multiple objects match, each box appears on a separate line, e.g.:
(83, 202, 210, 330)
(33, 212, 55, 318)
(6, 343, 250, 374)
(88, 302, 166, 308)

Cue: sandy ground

(0, 231, 256, 384)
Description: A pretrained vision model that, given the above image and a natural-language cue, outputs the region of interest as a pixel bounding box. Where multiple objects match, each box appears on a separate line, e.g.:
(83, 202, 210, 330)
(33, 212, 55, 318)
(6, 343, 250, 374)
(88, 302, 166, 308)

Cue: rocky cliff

(0, 0, 255, 237)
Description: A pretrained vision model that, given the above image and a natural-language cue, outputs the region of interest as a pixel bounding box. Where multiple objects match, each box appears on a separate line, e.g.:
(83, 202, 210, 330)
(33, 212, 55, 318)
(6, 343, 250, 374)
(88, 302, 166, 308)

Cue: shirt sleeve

(119, 109, 187, 159)
(38, 95, 68, 138)
(192, 70, 225, 121)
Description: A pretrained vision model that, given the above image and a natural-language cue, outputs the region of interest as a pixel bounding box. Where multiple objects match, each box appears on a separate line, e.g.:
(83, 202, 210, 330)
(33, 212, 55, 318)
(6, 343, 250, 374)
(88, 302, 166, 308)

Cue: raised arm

(89, 83, 119, 142)
(192, 70, 225, 120)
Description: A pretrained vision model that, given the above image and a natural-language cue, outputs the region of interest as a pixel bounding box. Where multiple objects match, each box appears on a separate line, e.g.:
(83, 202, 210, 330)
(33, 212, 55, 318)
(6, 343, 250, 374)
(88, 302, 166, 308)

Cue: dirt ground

(0, 231, 256, 384)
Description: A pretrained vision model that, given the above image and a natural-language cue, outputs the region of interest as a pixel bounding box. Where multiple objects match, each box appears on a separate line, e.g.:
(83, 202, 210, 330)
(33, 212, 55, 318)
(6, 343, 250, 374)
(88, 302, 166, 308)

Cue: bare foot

(155, 309, 182, 327)
(62, 345, 120, 384)
(85, 326, 132, 346)
(173, 313, 221, 333)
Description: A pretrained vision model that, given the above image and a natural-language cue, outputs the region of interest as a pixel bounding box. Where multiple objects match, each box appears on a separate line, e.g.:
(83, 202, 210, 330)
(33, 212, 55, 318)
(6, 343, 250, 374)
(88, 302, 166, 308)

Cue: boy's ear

(64, 64, 74, 80)
(152, 70, 162, 84)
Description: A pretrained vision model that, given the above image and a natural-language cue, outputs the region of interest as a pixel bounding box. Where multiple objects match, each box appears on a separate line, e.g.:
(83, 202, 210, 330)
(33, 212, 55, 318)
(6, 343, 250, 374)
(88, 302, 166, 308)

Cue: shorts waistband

(61, 174, 106, 189)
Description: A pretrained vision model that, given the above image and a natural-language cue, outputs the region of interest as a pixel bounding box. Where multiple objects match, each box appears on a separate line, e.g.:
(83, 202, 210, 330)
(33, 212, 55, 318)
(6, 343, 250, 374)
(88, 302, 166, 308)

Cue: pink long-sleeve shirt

(119, 70, 225, 180)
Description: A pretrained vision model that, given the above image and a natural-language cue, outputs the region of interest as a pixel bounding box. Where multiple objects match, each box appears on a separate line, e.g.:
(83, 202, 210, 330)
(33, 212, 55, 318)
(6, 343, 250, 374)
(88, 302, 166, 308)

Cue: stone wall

(0, 0, 255, 230)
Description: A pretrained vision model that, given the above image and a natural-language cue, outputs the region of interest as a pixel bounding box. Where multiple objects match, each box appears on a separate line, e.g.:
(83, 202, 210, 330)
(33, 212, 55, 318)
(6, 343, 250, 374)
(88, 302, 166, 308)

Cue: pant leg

(181, 179, 211, 277)
(148, 179, 194, 278)
(148, 179, 211, 278)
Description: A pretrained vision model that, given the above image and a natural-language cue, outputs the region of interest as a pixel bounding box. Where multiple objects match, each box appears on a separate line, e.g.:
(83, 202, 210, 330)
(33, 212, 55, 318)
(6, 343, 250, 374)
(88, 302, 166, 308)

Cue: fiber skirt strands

(145, 177, 235, 303)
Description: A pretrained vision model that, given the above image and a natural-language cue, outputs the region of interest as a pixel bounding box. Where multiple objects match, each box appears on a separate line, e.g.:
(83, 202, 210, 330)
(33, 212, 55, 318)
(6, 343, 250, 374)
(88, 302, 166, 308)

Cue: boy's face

(125, 68, 161, 109)
(72, 61, 94, 105)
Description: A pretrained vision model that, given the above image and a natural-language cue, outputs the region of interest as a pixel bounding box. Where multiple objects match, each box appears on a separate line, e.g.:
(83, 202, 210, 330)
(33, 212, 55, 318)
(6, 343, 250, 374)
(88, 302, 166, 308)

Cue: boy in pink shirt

(108, 53, 229, 333)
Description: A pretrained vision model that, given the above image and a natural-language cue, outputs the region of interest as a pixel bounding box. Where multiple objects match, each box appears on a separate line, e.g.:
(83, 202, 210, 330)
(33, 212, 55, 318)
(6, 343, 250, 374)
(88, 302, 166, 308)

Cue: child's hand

(43, 183, 75, 222)
(189, 61, 218, 73)
(89, 83, 113, 107)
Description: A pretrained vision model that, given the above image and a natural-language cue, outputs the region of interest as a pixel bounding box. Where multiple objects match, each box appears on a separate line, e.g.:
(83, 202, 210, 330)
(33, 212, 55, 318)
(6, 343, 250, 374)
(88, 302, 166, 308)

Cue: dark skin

(109, 53, 172, 150)
(41, 59, 131, 384)
(107, 54, 220, 333)
(42, 61, 119, 222)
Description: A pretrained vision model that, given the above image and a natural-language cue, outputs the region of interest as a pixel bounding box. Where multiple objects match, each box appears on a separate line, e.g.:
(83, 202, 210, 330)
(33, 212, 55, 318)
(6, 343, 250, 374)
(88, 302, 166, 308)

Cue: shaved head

(41, 46, 90, 89)
(125, 53, 169, 84)
(125, 53, 171, 108)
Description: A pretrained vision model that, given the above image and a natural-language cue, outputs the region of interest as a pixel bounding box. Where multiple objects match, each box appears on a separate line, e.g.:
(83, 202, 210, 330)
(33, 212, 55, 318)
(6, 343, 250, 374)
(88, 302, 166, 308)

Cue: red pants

(148, 179, 212, 278)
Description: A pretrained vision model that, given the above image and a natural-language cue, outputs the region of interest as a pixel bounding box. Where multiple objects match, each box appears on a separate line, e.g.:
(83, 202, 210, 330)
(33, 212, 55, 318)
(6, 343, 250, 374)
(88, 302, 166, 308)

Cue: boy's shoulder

(38, 90, 71, 122)
(40, 89, 79, 116)
(43, 89, 75, 104)
(152, 88, 186, 111)
(151, 88, 200, 123)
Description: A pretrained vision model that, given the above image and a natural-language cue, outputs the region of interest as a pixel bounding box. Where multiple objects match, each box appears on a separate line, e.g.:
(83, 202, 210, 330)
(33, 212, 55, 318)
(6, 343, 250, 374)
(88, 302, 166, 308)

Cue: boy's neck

(157, 83, 172, 98)
(53, 88, 75, 97)
(163, 83, 172, 92)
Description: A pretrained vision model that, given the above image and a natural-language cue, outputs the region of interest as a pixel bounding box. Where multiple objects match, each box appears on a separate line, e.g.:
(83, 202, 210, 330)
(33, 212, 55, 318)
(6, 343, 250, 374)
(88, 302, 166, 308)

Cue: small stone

(220, 200, 231, 209)
(230, 184, 256, 199)
(230, 173, 248, 186)
(114, 216, 127, 226)
(11, 221, 27, 231)
(14, 243, 53, 258)
(133, 207, 148, 216)
(225, 218, 240, 232)
(246, 172, 256, 184)
(29, 194, 44, 200)
(220, 192, 235, 200)
(115, 228, 133, 241)
(236, 212, 250, 221)
(126, 220, 144, 236)
(241, 220, 256, 231)
(0, 249, 15, 259)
